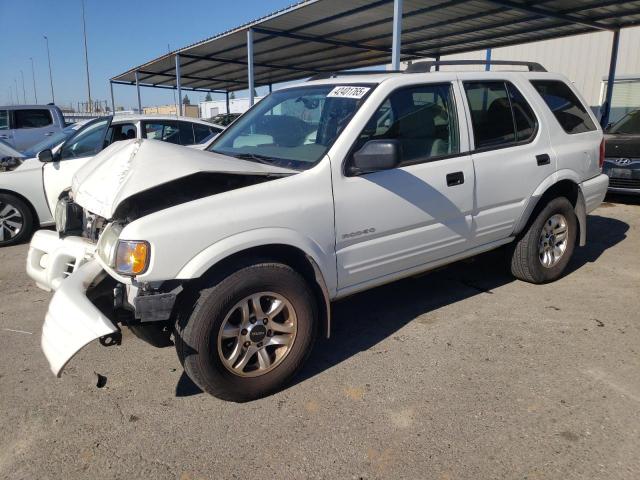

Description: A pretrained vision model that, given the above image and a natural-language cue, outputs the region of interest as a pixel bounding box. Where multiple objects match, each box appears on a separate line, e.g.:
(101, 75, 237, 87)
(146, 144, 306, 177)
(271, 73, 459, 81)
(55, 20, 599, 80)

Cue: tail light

(599, 138, 605, 168)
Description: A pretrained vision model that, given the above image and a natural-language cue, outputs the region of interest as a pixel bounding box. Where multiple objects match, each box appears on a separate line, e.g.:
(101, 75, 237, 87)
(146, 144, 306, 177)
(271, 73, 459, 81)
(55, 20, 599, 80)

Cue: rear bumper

(580, 173, 609, 214)
(26, 230, 117, 376)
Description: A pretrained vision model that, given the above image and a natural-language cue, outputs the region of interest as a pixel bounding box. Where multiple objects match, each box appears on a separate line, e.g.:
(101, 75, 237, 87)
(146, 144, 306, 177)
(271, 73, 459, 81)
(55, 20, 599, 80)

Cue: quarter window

(353, 83, 460, 165)
(14, 109, 53, 129)
(464, 81, 538, 149)
(144, 121, 179, 144)
(531, 80, 597, 134)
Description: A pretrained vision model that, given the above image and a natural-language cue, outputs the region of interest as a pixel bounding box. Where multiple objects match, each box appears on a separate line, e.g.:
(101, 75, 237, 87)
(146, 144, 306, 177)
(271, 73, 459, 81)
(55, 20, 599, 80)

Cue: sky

(0, 0, 296, 110)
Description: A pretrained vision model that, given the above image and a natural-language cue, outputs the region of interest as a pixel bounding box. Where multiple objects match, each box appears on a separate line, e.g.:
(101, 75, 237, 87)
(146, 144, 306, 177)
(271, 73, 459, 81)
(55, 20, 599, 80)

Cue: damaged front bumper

(26, 230, 118, 376)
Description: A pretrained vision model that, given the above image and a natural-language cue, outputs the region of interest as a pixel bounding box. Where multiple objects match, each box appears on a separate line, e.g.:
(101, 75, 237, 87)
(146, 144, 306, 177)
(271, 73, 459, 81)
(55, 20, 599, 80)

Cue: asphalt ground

(1, 195, 639, 480)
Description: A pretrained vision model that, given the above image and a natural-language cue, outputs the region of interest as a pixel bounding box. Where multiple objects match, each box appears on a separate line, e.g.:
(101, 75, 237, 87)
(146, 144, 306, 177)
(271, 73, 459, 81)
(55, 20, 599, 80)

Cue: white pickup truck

(26, 62, 608, 401)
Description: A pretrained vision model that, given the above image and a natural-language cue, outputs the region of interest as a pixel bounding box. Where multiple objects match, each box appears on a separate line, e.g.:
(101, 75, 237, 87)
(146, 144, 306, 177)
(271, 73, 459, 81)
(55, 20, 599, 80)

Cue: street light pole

(44, 35, 55, 104)
(30, 57, 38, 103)
(20, 70, 26, 103)
(81, 0, 92, 112)
(14, 78, 19, 104)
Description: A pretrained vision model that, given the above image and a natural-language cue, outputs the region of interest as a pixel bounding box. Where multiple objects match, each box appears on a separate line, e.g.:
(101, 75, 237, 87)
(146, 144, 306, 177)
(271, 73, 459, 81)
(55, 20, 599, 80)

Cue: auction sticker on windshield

(327, 86, 371, 99)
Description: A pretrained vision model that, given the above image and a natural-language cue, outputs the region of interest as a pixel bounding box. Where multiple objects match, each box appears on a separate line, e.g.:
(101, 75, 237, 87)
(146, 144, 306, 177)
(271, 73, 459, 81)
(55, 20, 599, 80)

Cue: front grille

(609, 178, 640, 189)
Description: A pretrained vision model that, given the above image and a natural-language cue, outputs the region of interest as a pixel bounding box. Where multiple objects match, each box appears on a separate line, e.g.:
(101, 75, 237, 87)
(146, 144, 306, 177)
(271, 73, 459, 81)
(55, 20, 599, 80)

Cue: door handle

(446, 171, 464, 187)
(536, 153, 551, 166)
(0, 134, 8, 139)
(44, 132, 54, 136)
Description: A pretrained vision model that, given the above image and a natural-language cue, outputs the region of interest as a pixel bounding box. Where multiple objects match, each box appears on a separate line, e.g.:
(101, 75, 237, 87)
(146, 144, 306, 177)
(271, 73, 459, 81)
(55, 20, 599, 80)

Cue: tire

(508, 196, 577, 284)
(174, 262, 317, 402)
(0, 193, 34, 247)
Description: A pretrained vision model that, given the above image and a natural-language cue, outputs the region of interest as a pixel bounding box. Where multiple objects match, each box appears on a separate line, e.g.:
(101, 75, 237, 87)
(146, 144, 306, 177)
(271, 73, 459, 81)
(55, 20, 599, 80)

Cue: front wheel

(174, 262, 317, 402)
(0, 193, 34, 247)
(508, 196, 577, 284)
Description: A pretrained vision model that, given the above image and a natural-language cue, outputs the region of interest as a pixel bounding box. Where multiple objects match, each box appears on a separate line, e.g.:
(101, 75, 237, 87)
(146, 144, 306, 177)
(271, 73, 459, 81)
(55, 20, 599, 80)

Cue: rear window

(14, 109, 53, 129)
(531, 80, 597, 134)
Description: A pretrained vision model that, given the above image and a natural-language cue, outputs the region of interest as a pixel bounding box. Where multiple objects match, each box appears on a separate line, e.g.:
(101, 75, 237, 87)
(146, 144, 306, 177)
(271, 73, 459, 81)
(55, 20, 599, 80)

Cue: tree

(205, 92, 212, 101)
(183, 94, 191, 105)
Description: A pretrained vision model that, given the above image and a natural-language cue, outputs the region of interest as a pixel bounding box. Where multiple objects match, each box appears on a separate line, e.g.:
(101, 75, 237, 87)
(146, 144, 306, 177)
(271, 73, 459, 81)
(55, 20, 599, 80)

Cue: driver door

(43, 116, 112, 213)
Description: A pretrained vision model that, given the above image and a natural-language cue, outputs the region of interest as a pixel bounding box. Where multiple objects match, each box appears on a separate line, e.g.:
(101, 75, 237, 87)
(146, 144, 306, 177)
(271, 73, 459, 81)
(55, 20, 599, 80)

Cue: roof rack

(308, 70, 402, 81)
(405, 60, 546, 73)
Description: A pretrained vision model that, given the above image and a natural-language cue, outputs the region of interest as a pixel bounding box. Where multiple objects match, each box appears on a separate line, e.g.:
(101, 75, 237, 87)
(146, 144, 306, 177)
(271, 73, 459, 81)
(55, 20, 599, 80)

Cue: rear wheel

(0, 194, 33, 247)
(174, 262, 317, 402)
(508, 196, 577, 284)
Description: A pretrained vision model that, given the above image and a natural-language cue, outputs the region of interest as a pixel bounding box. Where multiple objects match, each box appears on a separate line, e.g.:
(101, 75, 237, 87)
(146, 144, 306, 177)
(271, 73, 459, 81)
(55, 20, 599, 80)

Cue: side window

(14, 109, 53, 129)
(464, 81, 515, 148)
(507, 83, 537, 142)
(60, 118, 110, 160)
(353, 83, 460, 164)
(105, 123, 136, 145)
(144, 121, 179, 144)
(464, 81, 538, 149)
(0, 110, 8, 130)
(193, 123, 217, 143)
(530, 80, 597, 134)
(178, 122, 195, 145)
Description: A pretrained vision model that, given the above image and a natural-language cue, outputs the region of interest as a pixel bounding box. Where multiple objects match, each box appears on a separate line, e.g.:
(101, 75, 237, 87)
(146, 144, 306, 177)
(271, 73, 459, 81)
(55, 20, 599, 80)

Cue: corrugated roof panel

(111, 0, 640, 92)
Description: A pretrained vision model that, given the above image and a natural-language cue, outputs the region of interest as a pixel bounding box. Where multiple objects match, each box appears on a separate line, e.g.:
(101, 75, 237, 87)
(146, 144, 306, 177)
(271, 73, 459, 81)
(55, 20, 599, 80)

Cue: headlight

(97, 222, 122, 266)
(115, 240, 150, 276)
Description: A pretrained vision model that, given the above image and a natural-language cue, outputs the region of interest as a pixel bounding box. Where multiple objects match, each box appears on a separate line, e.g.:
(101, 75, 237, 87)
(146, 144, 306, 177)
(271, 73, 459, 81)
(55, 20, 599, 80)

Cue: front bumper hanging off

(26, 230, 118, 376)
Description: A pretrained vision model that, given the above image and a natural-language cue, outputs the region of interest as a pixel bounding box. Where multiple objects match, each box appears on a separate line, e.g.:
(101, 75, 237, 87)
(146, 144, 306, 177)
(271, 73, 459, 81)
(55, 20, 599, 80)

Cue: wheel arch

(179, 240, 333, 339)
(514, 173, 587, 246)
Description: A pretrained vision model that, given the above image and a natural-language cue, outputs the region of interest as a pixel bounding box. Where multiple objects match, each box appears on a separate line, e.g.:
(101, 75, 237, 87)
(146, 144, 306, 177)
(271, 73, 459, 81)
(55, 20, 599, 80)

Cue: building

(199, 96, 265, 119)
(429, 25, 640, 124)
(143, 103, 199, 118)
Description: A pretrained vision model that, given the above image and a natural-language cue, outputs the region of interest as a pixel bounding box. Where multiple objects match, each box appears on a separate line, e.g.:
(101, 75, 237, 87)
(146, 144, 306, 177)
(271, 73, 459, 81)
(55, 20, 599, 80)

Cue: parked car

(603, 109, 640, 195)
(26, 63, 608, 401)
(207, 112, 241, 126)
(0, 115, 221, 246)
(0, 104, 66, 151)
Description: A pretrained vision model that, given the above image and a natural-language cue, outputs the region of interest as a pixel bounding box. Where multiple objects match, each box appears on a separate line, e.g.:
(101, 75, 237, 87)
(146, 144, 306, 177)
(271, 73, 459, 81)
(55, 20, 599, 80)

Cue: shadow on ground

(176, 214, 629, 397)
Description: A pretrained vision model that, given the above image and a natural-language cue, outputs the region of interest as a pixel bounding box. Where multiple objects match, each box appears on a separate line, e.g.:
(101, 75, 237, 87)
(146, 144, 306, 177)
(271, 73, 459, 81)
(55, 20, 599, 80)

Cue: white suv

(26, 62, 608, 401)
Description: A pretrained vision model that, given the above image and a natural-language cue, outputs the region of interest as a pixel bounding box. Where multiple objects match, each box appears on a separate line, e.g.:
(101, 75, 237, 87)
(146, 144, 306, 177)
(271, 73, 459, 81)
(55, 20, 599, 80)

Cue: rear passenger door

(460, 77, 554, 245)
(11, 109, 58, 150)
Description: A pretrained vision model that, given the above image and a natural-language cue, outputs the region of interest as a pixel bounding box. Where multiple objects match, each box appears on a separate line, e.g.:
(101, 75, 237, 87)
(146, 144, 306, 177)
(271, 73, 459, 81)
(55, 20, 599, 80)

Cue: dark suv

(604, 109, 640, 195)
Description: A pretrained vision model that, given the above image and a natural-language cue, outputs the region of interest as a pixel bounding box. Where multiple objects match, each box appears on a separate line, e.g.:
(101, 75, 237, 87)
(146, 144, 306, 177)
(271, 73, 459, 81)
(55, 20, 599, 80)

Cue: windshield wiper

(233, 153, 280, 165)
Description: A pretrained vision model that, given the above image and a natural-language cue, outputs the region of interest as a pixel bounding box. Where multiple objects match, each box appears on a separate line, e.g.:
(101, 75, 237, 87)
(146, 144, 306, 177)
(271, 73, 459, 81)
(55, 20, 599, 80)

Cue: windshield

(608, 109, 640, 135)
(22, 125, 78, 157)
(208, 84, 374, 170)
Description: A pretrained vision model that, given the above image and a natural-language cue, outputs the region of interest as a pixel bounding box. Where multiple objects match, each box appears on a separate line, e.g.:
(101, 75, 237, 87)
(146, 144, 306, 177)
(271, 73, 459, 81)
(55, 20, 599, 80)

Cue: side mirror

(350, 140, 400, 175)
(37, 149, 54, 163)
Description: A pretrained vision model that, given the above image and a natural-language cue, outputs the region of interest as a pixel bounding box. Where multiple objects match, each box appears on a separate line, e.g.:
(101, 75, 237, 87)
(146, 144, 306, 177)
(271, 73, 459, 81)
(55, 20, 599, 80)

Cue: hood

(72, 138, 296, 219)
(604, 133, 640, 158)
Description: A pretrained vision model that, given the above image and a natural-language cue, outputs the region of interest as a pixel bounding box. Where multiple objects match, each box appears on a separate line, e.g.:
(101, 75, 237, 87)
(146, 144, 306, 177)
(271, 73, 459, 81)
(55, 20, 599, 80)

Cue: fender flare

(513, 169, 587, 246)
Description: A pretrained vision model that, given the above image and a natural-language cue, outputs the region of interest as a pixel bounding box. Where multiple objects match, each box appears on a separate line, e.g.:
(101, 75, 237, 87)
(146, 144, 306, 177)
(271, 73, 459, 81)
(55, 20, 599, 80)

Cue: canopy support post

(135, 71, 142, 113)
(247, 28, 255, 106)
(601, 29, 620, 128)
(391, 0, 403, 70)
(176, 54, 183, 116)
(485, 48, 492, 71)
(109, 81, 115, 113)
(225, 91, 230, 114)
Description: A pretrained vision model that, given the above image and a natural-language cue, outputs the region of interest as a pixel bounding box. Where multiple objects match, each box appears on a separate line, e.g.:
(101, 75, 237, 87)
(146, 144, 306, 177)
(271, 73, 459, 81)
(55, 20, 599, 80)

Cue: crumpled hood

(72, 139, 296, 218)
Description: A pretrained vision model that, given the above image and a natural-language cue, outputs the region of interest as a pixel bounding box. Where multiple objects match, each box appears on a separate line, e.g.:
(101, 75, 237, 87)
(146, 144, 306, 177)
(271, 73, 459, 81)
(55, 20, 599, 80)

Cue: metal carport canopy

(110, 0, 640, 94)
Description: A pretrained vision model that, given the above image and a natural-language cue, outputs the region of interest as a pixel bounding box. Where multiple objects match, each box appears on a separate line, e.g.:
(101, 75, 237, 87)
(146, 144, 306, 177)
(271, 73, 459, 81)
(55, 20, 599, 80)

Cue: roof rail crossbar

(405, 60, 547, 73)
(309, 70, 403, 81)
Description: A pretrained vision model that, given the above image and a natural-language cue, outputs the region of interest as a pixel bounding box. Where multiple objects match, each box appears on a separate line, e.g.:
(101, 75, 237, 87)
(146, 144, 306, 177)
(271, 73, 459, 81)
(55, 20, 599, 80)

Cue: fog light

(115, 240, 150, 276)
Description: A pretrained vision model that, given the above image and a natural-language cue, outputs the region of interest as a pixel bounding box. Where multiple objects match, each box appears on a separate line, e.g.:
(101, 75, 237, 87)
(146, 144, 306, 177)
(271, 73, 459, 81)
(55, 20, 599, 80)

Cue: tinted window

(531, 80, 597, 134)
(607, 109, 640, 135)
(194, 123, 217, 143)
(464, 81, 538, 148)
(507, 83, 537, 141)
(0, 110, 7, 130)
(353, 83, 459, 164)
(14, 109, 53, 129)
(464, 82, 515, 148)
(105, 123, 136, 145)
(144, 121, 179, 144)
(178, 122, 195, 145)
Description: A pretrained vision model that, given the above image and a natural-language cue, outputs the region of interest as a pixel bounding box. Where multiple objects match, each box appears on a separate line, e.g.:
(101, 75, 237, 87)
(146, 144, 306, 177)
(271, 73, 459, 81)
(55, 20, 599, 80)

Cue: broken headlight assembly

(97, 224, 150, 276)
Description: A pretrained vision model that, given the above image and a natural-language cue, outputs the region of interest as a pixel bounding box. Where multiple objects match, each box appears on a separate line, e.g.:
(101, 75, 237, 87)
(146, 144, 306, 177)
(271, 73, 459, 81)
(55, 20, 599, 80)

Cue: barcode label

(327, 86, 371, 99)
